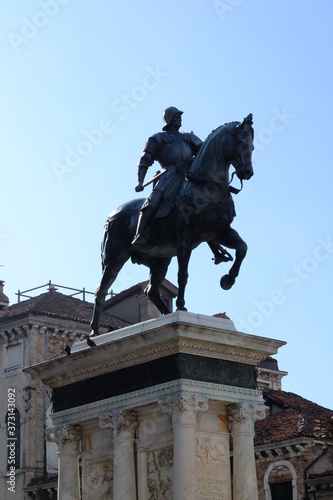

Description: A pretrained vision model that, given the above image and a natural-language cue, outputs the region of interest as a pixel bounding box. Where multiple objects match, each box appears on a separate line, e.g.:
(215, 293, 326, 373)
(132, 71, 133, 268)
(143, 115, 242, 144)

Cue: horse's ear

(240, 113, 253, 128)
(234, 113, 253, 136)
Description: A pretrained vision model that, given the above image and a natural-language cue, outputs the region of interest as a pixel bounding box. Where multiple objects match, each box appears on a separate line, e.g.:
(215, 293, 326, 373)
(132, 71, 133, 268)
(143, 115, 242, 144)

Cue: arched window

(264, 460, 297, 500)
(5, 408, 20, 470)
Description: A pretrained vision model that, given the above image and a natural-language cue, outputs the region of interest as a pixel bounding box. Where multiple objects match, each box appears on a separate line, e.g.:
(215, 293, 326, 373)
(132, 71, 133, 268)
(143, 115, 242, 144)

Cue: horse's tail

(101, 217, 111, 272)
(100, 199, 143, 271)
(101, 216, 123, 272)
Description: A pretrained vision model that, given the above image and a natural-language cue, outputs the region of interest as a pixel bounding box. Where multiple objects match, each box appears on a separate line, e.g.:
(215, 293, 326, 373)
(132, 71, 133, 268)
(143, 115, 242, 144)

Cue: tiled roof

(0, 290, 125, 330)
(255, 389, 333, 446)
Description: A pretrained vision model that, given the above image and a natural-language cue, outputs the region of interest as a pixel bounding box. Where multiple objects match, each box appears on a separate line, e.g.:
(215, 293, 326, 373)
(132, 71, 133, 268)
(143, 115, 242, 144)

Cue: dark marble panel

(53, 354, 257, 412)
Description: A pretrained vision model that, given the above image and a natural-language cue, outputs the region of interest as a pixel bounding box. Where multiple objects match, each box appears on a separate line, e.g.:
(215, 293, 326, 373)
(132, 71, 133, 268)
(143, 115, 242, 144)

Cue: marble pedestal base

(26, 311, 285, 500)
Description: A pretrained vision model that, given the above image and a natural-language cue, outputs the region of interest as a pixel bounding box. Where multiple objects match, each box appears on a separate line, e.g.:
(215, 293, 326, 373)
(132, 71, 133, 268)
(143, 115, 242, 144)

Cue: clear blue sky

(1, 1, 332, 408)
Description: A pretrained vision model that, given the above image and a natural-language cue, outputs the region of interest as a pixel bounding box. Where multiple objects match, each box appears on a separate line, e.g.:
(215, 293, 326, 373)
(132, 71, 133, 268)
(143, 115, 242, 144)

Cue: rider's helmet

(162, 106, 183, 131)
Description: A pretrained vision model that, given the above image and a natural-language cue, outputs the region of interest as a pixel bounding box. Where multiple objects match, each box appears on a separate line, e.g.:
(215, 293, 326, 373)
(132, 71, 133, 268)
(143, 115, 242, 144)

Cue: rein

(185, 170, 243, 195)
(229, 170, 243, 194)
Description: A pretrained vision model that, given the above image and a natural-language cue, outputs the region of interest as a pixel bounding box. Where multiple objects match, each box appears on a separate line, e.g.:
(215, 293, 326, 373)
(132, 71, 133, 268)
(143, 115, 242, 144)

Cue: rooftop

(255, 389, 333, 446)
(0, 287, 125, 331)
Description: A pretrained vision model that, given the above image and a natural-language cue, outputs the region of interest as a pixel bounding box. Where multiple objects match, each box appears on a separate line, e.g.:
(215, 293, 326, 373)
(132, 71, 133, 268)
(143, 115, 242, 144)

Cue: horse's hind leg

(219, 227, 247, 290)
(145, 257, 172, 315)
(176, 235, 192, 311)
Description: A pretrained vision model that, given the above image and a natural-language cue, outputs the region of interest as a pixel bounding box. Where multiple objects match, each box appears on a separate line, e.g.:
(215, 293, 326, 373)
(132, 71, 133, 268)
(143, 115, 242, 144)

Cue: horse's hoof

(220, 275, 235, 290)
(87, 337, 96, 347)
(176, 306, 188, 312)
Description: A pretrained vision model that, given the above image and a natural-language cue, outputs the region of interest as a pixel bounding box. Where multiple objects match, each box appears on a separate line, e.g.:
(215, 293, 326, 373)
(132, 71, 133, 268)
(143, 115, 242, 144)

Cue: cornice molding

(0, 322, 86, 344)
(42, 337, 268, 388)
(255, 438, 314, 461)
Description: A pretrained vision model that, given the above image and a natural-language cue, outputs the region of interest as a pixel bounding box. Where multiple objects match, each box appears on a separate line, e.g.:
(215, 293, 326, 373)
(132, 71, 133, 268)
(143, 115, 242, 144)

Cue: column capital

(54, 424, 81, 453)
(228, 402, 266, 434)
(99, 409, 138, 439)
(159, 393, 208, 426)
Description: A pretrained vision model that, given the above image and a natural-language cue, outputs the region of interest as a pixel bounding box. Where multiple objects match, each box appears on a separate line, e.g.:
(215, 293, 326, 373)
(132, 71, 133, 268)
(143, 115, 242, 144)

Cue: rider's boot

(209, 243, 233, 265)
(131, 207, 154, 247)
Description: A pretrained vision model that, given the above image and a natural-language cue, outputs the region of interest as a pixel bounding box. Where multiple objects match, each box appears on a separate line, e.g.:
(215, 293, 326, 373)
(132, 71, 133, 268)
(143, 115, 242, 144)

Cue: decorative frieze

(147, 447, 173, 499)
(83, 459, 113, 500)
(43, 338, 268, 388)
(196, 436, 228, 469)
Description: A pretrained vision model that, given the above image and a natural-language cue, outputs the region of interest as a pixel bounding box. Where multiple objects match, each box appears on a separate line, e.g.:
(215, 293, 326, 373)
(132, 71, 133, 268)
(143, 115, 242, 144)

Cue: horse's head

(230, 113, 254, 181)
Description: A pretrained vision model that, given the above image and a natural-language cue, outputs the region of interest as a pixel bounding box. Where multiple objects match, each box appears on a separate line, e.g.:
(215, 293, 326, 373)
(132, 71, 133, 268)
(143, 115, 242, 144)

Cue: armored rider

(132, 106, 233, 265)
(132, 106, 202, 246)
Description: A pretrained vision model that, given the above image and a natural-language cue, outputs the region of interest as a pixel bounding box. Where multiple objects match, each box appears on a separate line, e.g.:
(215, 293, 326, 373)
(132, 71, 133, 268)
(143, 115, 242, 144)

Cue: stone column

(228, 403, 266, 500)
(160, 393, 208, 500)
(100, 410, 138, 500)
(55, 424, 81, 500)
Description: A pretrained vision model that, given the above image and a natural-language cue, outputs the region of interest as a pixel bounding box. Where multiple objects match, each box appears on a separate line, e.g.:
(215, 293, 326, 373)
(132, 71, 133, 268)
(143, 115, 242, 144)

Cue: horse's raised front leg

(219, 227, 247, 290)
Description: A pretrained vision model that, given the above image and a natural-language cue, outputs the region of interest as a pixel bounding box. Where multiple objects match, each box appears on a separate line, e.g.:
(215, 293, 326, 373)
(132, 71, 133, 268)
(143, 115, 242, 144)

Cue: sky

(1, 1, 333, 409)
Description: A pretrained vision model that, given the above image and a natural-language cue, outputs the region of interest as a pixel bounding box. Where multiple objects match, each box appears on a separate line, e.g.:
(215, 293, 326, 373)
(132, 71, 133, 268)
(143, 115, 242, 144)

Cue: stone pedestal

(26, 311, 285, 500)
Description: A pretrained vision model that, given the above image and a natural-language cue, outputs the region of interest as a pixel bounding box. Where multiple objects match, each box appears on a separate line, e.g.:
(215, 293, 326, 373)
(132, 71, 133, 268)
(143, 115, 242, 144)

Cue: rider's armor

(137, 131, 202, 211)
(138, 131, 202, 171)
(132, 130, 202, 247)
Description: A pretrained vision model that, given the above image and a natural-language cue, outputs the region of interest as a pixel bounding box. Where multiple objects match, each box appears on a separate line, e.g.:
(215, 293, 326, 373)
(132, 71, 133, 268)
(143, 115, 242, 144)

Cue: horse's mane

(205, 121, 240, 142)
(193, 121, 240, 166)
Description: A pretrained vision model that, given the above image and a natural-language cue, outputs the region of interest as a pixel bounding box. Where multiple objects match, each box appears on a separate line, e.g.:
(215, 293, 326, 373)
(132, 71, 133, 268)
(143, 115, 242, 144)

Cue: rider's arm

(183, 132, 203, 156)
(190, 132, 203, 154)
(135, 135, 160, 191)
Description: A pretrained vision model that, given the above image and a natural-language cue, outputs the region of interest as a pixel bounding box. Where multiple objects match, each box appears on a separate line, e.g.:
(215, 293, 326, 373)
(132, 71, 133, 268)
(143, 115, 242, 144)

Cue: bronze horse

(90, 114, 254, 336)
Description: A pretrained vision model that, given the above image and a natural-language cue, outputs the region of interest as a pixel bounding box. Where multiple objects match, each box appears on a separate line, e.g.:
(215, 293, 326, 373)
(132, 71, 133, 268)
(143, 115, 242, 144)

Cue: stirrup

(212, 248, 233, 265)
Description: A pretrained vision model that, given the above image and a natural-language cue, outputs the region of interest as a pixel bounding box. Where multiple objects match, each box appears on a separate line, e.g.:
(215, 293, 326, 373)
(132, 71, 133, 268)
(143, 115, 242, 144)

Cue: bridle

(229, 170, 243, 195)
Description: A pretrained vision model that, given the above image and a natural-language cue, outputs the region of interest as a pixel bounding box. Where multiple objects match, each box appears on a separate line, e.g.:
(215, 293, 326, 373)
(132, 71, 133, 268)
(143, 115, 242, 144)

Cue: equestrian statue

(90, 107, 254, 337)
